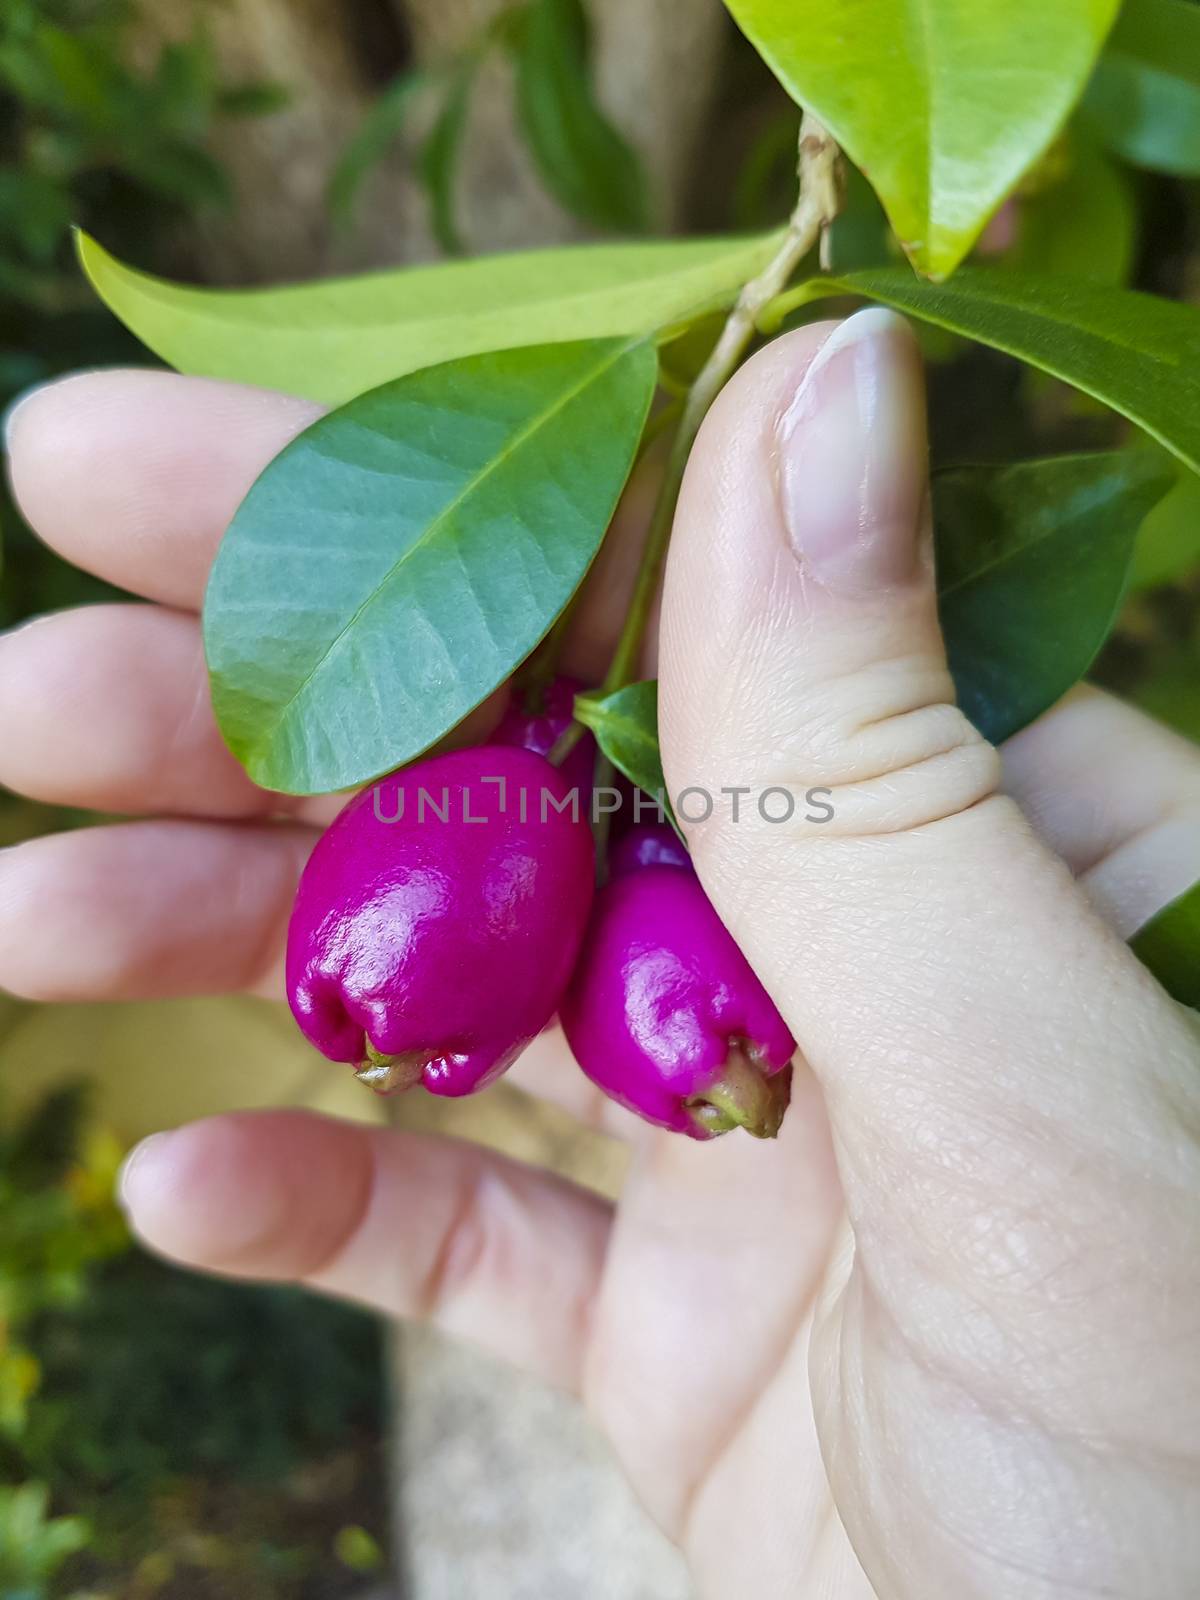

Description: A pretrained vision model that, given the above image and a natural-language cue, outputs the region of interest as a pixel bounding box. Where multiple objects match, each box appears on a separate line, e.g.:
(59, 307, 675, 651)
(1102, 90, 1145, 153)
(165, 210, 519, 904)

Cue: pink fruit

(560, 864, 795, 1138)
(287, 745, 594, 1096)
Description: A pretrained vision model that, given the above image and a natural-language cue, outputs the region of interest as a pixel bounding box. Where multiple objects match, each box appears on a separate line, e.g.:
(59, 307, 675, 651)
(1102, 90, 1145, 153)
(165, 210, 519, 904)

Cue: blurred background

(0, 2, 1197, 1595)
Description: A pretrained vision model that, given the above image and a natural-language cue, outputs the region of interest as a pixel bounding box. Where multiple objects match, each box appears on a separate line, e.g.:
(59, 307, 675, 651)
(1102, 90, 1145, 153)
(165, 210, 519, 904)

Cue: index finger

(5, 370, 321, 610)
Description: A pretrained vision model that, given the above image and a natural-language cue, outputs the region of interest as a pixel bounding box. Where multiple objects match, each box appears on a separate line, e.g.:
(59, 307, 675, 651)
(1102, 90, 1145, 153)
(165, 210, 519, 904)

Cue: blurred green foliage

(0, 0, 283, 632)
(0, 1084, 386, 1600)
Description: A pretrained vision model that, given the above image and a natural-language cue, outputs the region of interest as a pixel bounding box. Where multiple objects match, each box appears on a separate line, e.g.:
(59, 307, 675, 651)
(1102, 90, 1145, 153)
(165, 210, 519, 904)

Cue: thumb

(659, 309, 1195, 1238)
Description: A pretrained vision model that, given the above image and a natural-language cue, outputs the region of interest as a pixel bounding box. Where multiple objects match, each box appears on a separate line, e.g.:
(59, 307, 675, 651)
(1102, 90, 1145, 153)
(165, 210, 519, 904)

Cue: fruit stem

(549, 117, 841, 774)
(599, 113, 842, 701)
(687, 1050, 792, 1140)
(355, 1042, 429, 1095)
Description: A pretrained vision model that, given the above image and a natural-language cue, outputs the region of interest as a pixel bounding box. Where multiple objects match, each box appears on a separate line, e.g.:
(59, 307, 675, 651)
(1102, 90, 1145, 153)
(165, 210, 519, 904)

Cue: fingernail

(778, 307, 928, 592)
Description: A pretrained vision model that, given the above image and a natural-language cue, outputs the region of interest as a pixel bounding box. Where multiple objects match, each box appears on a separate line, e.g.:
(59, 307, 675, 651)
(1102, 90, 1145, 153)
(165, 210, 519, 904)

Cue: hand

(3, 317, 1198, 1599)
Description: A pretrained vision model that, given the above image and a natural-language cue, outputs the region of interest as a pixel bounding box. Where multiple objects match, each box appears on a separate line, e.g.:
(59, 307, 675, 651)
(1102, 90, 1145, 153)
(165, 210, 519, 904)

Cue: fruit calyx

(686, 1046, 791, 1139)
(355, 1042, 430, 1095)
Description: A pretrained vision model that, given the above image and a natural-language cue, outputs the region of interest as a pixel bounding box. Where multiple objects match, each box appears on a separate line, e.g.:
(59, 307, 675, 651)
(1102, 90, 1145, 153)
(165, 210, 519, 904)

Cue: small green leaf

(513, 0, 649, 234)
(77, 228, 780, 404)
(722, 0, 1121, 279)
(770, 267, 1200, 475)
(329, 71, 429, 226)
(420, 59, 477, 256)
(1131, 881, 1200, 1007)
(935, 451, 1172, 743)
(579, 451, 1170, 789)
(574, 681, 667, 803)
(1081, 0, 1200, 174)
(204, 338, 657, 795)
(1130, 466, 1200, 589)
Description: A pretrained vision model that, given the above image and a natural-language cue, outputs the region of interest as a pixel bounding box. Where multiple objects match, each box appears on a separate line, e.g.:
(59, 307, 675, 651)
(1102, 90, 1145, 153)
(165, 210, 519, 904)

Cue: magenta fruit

(560, 860, 795, 1139)
(493, 674, 595, 799)
(608, 821, 691, 878)
(287, 745, 594, 1096)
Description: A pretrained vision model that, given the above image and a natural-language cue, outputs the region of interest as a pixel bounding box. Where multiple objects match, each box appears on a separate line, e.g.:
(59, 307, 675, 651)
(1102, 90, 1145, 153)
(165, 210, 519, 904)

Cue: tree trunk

(135, 0, 729, 281)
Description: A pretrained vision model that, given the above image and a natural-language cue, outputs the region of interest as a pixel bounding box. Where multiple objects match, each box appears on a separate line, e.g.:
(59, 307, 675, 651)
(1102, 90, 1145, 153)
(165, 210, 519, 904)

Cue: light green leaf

(1081, 0, 1200, 174)
(722, 0, 1120, 279)
(203, 338, 657, 795)
(1131, 881, 1200, 1007)
(1009, 138, 1135, 285)
(77, 227, 780, 404)
(934, 450, 1172, 742)
(579, 451, 1169, 787)
(513, 0, 649, 234)
(1130, 465, 1200, 589)
(768, 266, 1200, 474)
(574, 681, 667, 803)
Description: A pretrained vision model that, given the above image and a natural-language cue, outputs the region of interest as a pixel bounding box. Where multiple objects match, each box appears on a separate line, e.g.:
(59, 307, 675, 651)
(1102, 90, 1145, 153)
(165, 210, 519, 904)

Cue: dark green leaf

(581, 451, 1172, 789)
(1131, 881, 1200, 1007)
(828, 161, 895, 273)
(513, 0, 649, 234)
(723, 0, 1121, 278)
(420, 60, 476, 256)
(770, 267, 1200, 474)
(77, 228, 780, 404)
(153, 36, 216, 139)
(204, 338, 658, 794)
(574, 681, 667, 804)
(1081, 0, 1200, 174)
(0, 170, 72, 263)
(216, 80, 289, 118)
(329, 70, 429, 226)
(935, 451, 1172, 742)
(123, 138, 230, 210)
(732, 109, 800, 232)
(1009, 138, 1135, 285)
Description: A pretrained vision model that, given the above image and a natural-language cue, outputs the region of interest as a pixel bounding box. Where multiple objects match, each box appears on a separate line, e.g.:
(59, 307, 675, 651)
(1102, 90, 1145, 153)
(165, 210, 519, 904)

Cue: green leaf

(1009, 138, 1135, 286)
(769, 267, 1200, 475)
(934, 450, 1172, 742)
(579, 451, 1170, 790)
(329, 71, 429, 226)
(1131, 881, 1200, 1007)
(1081, 0, 1200, 174)
(419, 58, 477, 256)
(574, 680, 667, 803)
(722, 0, 1121, 279)
(77, 228, 780, 404)
(513, 0, 649, 234)
(204, 338, 657, 794)
(1130, 466, 1200, 589)
(217, 80, 290, 118)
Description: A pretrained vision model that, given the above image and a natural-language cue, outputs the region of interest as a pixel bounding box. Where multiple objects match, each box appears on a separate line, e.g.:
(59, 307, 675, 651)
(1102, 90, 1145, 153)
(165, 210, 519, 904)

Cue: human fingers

(1001, 685, 1200, 937)
(119, 1108, 612, 1392)
(0, 819, 315, 1001)
(5, 371, 321, 609)
(658, 311, 1200, 1596)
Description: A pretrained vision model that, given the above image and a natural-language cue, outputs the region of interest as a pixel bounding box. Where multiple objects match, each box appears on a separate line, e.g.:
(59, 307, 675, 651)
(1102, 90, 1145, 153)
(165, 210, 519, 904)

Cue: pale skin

(2, 313, 1199, 1598)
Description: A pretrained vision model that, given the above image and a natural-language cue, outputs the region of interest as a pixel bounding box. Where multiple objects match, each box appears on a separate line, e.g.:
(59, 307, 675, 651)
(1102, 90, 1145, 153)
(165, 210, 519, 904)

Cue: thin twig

(598, 112, 841, 698)
(548, 114, 842, 767)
